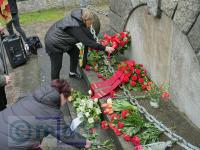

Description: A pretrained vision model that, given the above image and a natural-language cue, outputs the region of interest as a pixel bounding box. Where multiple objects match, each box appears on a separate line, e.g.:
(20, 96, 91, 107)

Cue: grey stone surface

(17, 0, 108, 13)
(197, 52, 200, 63)
(125, 5, 200, 128)
(160, 0, 178, 18)
(147, 0, 160, 17)
(188, 14, 200, 54)
(173, 0, 200, 34)
(170, 23, 200, 128)
(109, 10, 126, 32)
(18, 0, 64, 13)
(110, 0, 133, 19)
(126, 6, 172, 84)
(131, 0, 146, 8)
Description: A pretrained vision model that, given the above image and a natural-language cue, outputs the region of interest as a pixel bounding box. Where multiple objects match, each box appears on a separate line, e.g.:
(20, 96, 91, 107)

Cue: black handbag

(26, 36, 42, 55)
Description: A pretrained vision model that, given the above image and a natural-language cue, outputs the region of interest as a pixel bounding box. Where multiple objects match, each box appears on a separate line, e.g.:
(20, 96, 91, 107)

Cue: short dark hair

(51, 79, 71, 98)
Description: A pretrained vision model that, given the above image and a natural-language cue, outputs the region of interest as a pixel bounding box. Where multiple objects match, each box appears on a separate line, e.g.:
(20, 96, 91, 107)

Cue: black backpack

(26, 36, 42, 55)
(3, 35, 27, 68)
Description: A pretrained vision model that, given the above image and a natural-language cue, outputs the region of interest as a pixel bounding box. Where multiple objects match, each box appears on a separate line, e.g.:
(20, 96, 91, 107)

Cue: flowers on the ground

(145, 82, 170, 103)
(131, 136, 141, 147)
(85, 64, 91, 71)
(71, 90, 101, 128)
(101, 121, 108, 129)
(117, 60, 151, 91)
(101, 99, 161, 149)
(101, 98, 114, 115)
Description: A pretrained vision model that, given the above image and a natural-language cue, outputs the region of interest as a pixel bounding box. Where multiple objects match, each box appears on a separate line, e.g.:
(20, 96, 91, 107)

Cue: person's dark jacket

(0, 54, 6, 87)
(0, 83, 86, 150)
(45, 8, 105, 55)
(8, 0, 18, 14)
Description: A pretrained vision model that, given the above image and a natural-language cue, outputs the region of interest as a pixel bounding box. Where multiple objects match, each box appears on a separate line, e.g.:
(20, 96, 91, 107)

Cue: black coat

(0, 83, 86, 150)
(45, 8, 105, 55)
(8, 0, 18, 13)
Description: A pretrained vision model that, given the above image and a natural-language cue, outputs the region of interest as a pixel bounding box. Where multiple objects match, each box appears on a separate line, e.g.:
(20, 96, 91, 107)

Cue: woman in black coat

(45, 8, 115, 80)
(0, 79, 91, 150)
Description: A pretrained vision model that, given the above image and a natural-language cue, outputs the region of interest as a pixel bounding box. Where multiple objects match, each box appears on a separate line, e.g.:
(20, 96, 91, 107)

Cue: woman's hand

(105, 46, 115, 54)
(5, 75, 12, 84)
(85, 140, 92, 148)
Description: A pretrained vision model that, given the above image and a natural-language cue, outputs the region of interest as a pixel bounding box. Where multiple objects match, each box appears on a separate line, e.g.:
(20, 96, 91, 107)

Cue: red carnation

(85, 64, 91, 71)
(115, 38, 121, 44)
(124, 39, 129, 44)
(125, 60, 135, 67)
(111, 41, 118, 49)
(104, 34, 111, 41)
(100, 39, 109, 46)
(122, 76, 129, 83)
(114, 128, 121, 136)
(123, 134, 131, 142)
(135, 69, 141, 75)
(162, 92, 170, 99)
(138, 78, 144, 84)
(121, 110, 129, 119)
(130, 67, 135, 72)
(132, 75, 137, 81)
(139, 64, 143, 67)
(131, 136, 141, 147)
(97, 73, 103, 78)
(130, 81, 136, 87)
(109, 122, 115, 129)
(101, 121, 108, 129)
(141, 84, 147, 90)
(119, 41, 125, 47)
(110, 113, 118, 121)
(118, 122, 124, 129)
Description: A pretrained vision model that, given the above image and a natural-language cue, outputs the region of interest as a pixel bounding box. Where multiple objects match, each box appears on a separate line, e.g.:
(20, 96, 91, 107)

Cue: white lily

(88, 90, 92, 95)
(95, 108, 101, 114)
(107, 98, 113, 104)
(87, 100, 93, 108)
(94, 98, 98, 103)
(85, 112, 90, 117)
(88, 117, 94, 124)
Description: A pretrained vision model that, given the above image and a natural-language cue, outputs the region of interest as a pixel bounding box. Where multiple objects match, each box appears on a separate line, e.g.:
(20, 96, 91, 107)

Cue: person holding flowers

(45, 8, 115, 80)
(0, 79, 92, 149)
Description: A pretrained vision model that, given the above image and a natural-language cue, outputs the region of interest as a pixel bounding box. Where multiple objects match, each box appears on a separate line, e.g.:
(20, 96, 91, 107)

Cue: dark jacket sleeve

(65, 27, 106, 51)
(50, 114, 86, 148)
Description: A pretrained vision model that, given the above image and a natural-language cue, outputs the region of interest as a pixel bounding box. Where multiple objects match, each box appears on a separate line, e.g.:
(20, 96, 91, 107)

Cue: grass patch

(19, 8, 66, 25)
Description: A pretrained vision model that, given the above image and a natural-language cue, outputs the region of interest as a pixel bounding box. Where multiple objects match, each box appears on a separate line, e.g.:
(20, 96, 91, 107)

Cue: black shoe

(69, 72, 82, 79)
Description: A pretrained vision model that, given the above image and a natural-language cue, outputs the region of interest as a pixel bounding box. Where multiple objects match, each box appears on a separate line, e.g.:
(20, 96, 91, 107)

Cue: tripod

(0, 32, 9, 75)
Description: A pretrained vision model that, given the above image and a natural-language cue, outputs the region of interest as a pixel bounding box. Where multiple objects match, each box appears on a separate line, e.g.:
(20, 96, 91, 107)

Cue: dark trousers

(6, 13, 27, 41)
(49, 46, 79, 80)
(0, 86, 7, 111)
